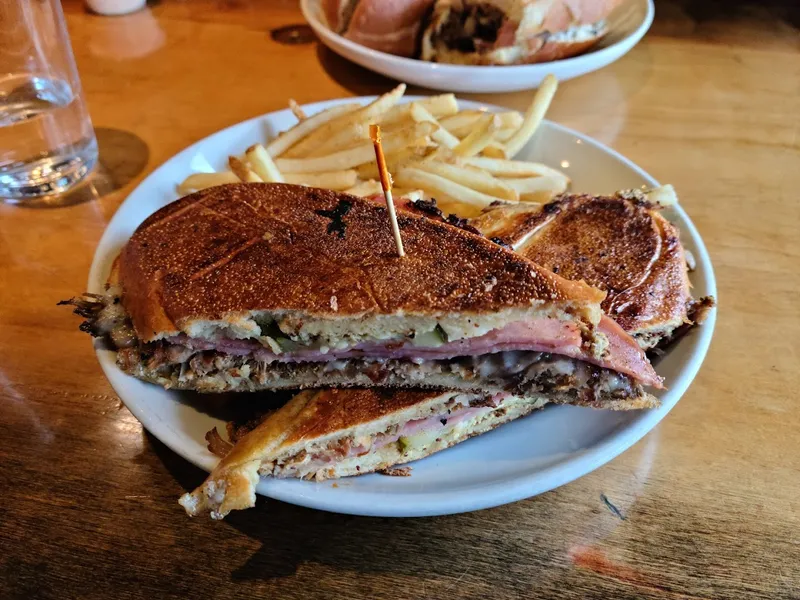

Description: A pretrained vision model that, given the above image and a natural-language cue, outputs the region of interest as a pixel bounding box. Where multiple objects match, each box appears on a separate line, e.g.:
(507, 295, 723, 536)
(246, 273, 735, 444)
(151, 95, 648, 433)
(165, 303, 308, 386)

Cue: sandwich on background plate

(321, 0, 623, 65)
(422, 0, 625, 65)
(62, 183, 662, 408)
(322, 0, 436, 57)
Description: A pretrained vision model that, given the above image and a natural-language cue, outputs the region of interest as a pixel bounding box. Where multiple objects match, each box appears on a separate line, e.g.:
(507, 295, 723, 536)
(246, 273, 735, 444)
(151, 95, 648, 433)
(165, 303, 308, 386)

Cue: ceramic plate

(88, 96, 716, 517)
(300, 0, 654, 93)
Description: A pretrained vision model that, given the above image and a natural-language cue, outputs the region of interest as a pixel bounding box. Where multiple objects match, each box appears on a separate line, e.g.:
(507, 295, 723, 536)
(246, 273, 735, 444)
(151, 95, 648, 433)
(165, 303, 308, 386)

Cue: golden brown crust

(180, 384, 657, 518)
(282, 388, 446, 445)
(179, 391, 314, 518)
(472, 194, 692, 338)
(119, 183, 603, 342)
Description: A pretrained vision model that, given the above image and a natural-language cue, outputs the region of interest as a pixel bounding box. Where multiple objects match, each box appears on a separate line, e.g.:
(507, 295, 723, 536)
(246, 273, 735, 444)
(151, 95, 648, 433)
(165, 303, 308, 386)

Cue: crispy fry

(440, 110, 522, 138)
(284, 170, 358, 190)
(415, 161, 518, 201)
(276, 121, 437, 174)
(284, 84, 406, 158)
(229, 156, 262, 183)
(409, 102, 460, 149)
(306, 122, 370, 157)
(380, 93, 458, 126)
(438, 110, 483, 136)
(497, 111, 524, 130)
(267, 103, 359, 157)
(177, 171, 239, 195)
(245, 143, 284, 183)
(464, 157, 570, 184)
(344, 180, 382, 197)
(502, 175, 567, 201)
(493, 127, 517, 142)
(504, 74, 558, 157)
(394, 166, 504, 209)
(289, 99, 307, 121)
(355, 146, 428, 180)
(645, 184, 679, 207)
(481, 143, 507, 159)
(452, 113, 499, 157)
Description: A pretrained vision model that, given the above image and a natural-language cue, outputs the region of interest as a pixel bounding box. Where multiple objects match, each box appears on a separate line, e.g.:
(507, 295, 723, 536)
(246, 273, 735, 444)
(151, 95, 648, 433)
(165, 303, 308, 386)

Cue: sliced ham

(167, 316, 662, 388)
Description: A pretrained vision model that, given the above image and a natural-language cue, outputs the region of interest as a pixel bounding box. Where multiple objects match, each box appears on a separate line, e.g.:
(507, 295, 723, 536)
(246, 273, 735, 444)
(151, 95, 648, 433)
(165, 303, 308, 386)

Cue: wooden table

(2, 1, 798, 598)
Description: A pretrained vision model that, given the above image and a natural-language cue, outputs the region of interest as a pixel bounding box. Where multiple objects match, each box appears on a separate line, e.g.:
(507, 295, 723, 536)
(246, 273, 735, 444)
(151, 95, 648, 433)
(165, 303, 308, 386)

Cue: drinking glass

(0, 0, 98, 202)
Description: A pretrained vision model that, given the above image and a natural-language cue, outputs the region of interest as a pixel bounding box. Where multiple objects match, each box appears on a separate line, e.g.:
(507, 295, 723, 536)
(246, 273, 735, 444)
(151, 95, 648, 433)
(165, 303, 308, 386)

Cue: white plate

(300, 0, 654, 93)
(88, 96, 716, 517)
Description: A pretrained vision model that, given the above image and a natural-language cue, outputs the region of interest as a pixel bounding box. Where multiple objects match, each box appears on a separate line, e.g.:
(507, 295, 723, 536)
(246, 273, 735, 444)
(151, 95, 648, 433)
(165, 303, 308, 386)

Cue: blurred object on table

(87, 5, 165, 60)
(85, 0, 146, 16)
(0, 0, 97, 203)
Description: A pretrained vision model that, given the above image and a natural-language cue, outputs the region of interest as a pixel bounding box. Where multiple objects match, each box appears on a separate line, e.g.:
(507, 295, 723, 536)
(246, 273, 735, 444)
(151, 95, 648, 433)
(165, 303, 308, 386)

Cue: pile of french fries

(178, 74, 570, 218)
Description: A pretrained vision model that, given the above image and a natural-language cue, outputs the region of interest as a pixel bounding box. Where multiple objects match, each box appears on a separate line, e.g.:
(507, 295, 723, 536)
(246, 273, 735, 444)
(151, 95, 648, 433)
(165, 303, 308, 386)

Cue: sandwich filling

(257, 393, 544, 481)
(63, 286, 661, 403)
(423, 1, 608, 64)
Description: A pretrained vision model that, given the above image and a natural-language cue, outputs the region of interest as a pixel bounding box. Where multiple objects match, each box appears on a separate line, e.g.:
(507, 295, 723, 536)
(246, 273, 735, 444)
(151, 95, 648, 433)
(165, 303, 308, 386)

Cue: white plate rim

(88, 96, 717, 517)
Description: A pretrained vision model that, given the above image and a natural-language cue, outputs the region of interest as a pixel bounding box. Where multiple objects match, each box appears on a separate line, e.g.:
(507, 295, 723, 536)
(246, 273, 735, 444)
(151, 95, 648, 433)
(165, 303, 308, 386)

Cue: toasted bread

(119, 183, 604, 347)
(472, 193, 694, 348)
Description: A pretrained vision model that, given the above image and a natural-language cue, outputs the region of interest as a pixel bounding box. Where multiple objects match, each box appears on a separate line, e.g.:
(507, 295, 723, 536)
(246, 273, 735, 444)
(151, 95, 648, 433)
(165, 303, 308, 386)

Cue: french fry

(276, 121, 437, 174)
(503, 74, 558, 158)
(452, 113, 499, 157)
(306, 122, 370, 157)
(414, 161, 518, 201)
(440, 111, 522, 137)
(409, 102, 460, 149)
(177, 171, 239, 195)
(289, 99, 307, 121)
(355, 146, 428, 180)
(394, 166, 504, 209)
(344, 179, 382, 197)
(502, 175, 567, 201)
(267, 103, 360, 157)
(481, 143, 507, 159)
(645, 184, 679, 207)
(284, 170, 358, 190)
(464, 157, 570, 184)
(440, 112, 482, 137)
(497, 112, 524, 130)
(284, 84, 407, 158)
(493, 127, 518, 142)
(380, 93, 459, 126)
(245, 143, 283, 183)
(229, 156, 262, 182)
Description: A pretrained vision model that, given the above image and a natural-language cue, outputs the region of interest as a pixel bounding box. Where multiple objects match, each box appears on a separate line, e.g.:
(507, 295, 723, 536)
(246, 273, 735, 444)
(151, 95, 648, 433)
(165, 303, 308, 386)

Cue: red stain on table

(568, 545, 646, 584)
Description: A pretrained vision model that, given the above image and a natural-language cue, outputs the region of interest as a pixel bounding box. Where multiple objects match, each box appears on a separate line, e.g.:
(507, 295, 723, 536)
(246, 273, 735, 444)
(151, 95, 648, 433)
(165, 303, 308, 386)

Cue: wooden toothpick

(369, 124, 405, 258)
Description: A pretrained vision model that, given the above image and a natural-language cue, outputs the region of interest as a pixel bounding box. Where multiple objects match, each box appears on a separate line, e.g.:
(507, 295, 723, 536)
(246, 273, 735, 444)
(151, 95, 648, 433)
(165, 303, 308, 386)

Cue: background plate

(88, 96, 716, 517)
(300, 0, 654, 93)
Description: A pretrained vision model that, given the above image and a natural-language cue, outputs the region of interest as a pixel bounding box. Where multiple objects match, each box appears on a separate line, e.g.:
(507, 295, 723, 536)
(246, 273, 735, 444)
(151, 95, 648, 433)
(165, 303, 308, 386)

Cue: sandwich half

(421, 0, 623, 65)
(180, 385, 643, 519)
(322, 0, 436, 57)
(62, 183, 661, 406)
(470, 190, 715, 350)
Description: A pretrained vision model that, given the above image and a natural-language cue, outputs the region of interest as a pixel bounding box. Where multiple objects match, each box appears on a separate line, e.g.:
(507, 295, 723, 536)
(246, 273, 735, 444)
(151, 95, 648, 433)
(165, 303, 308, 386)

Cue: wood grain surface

(1, 1, 799, 598)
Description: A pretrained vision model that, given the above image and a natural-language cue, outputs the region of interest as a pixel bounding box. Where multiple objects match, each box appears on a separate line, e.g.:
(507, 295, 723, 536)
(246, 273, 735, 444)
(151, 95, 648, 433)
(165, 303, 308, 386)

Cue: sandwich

(62, 183, 662, 407)
(421, 0, 623, 65)
(470, 190, 715, 350)
(322, 0, 436, 57)
(183, 385, 632, 519)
